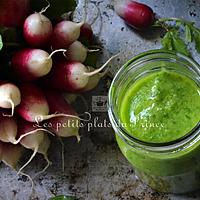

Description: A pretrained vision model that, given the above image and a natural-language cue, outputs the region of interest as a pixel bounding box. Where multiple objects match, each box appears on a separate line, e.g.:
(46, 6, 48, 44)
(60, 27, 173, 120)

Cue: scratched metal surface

(0, 0, 200, 200)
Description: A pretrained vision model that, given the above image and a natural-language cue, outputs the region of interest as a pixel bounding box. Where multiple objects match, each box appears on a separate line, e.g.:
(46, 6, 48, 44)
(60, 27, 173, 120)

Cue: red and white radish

(79, 23, 94, 45)
(23, 13, 53, 47)
(16, 83, 81, 123)
(0, 82, 21, 116)
(66, 41, 99, 63)
(17, 119, 51, 174)
(16, 83, 49, 122)
(51, 21, 83, 49)
(46, 55, 118, 92)
(0, 0, 30, 27)
(44, 90, 80, 140)
(12, 48, 66, 81)
(114, 0, 154, 30)
(2, 143, 24, 169)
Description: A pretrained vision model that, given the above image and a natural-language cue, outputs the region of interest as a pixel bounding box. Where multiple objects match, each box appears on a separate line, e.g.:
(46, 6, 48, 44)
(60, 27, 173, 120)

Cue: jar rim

(108, 50, 200, 152)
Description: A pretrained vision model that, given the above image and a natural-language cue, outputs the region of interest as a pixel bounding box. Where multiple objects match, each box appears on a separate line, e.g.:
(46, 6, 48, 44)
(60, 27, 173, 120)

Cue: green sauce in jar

(120, 70, 200, 143)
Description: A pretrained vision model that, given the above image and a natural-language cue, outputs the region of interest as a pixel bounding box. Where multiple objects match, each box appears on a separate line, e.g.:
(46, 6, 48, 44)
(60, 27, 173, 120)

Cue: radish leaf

(172, 34, 190, 56)
(185, 25, 192, 42)
(194, 32, 200, 53)
(49, 195, 76, 200)
(161, 32, 173, 50)
(157, 18, 200, 56)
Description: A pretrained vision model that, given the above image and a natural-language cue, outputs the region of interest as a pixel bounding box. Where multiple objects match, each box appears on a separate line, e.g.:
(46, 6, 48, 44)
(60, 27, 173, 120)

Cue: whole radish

(16, 83, 49, 122)
(114, 0, 154, 30)
(0, 0, 30, 27)
(51, 20, 83, 49)
(2, 143, 24, 169)
(16, 83, 79, 123)
(23, 13, 53, 47)
(66, 41, 99, 63)
(79, 23, 94, 45)
(44, 90, 80, 139)
(46, 55, 118, 92)
(17, 119, 51, 174)
(0, 82, 21, 116)
(12, 48, 65, 81)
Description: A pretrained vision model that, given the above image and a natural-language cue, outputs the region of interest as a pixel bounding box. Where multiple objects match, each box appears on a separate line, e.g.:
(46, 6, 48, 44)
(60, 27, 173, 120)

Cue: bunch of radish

(0, 0, 118, 183)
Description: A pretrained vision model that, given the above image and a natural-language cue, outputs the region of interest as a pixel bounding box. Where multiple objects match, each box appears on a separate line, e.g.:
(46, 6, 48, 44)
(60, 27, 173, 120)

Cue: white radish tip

(77, 21, 84, 27)
(114, 0, 128, 17)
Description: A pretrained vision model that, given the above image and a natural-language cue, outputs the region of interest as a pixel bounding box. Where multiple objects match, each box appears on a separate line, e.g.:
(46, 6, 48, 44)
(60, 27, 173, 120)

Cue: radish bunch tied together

(0, 0, 119, 184)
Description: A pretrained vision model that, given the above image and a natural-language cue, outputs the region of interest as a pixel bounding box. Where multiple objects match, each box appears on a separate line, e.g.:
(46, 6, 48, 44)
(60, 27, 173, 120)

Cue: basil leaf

(172, 35, 190, 56)
(0, 35, 3, 51)
(194, 32, 200, 53)
(31, 0, 77, 21)
(161, 32, 173, 50)
(49, 195, 76, 200)
(185, 25, 192, 42)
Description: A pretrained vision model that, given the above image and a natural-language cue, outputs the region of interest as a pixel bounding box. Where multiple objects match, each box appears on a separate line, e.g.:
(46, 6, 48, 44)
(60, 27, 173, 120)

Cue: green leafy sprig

(155, 18, 200, 56)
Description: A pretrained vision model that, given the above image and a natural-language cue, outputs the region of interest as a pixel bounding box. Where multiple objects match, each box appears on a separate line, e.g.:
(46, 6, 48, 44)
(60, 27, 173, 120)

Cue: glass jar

(108, 50, 200, 194)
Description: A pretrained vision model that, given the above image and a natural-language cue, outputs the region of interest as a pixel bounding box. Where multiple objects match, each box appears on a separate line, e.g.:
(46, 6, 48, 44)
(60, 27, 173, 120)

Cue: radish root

(84, 53, 119, 77)
(48, 49, 67, 59)
(12, 128, 54, 145)
(39, 0, 50, 15)
(34, 112, 91, 123)
(19, 171, 34, 191)
(2, 98, 15, 117)
(17, 147, 38, 174)
(58, 138, 65, 172)
(87, 48, 100, 53)
(41, 153, 52, 173)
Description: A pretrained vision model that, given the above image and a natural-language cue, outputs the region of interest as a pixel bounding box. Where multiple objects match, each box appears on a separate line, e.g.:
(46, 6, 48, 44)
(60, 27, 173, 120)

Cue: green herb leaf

(193, 32, 200, 53)
(172, 34, 190, 56)
(185, 25, 192, 42)
(49, 195, 77, 200)
(0, 35, 3, 51)
(161, 32, 173, 50)
(31, 0, 77, 21)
